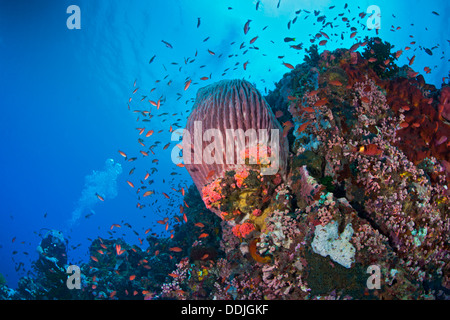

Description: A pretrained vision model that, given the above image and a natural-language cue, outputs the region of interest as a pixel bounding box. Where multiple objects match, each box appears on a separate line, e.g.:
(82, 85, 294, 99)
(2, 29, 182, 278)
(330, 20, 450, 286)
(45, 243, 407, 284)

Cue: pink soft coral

(234, 168, 249, 188)
(232, 221, 256, 238)
(201, 179, 223, 209)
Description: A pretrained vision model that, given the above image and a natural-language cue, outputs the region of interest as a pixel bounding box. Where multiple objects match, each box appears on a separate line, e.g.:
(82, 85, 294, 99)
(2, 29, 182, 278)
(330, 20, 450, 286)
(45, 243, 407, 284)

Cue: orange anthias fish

(115, 244, 125, 256)
(282, 62, 295, 69)
(313, 98, 328, 107)
(118, 150, 127, 158)
(358, 144, 383, 156)
(329, 80, 343, 86)
(169, 247, 182, 252)
(205, 170, 216, 181)
(143, 190, 154, 197)
(243, 19, 251, 35)
(297, 121, 310, 134)
(184, 79, 192, 91)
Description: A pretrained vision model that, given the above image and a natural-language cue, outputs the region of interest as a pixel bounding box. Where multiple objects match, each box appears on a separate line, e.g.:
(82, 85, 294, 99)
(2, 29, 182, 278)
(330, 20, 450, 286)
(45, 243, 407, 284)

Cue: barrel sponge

(183, 79, 289, 193)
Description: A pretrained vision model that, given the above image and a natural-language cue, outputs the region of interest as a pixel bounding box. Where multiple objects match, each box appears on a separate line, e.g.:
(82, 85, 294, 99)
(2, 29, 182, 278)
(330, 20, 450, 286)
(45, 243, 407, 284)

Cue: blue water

(0, 0, 448, 289)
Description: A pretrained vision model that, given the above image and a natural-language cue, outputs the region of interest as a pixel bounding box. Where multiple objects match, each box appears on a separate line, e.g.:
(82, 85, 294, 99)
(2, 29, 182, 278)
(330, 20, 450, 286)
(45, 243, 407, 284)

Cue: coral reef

(4, 38, 449, 300)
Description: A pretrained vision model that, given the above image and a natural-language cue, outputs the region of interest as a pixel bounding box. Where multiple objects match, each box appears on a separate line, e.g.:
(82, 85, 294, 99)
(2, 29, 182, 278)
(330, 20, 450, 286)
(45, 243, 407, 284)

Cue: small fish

(206, 170, 216, 181)
(290, 43, 303, 50)
(115, 244, 125, 255)
(297, 121, 310, 133)
(313, 98, 328, 107)
(169, 247, 182, 252)
(162, 192, 170, 199)
(149, 55, 156, 64)
(118, 150, 127, 158)
(320, 31, 329, 39)
(96, 193, 105, 201)
(358, 144, 383, 156)
(282, 62, 295, 69)
(161, 40, 173, 48)
(195, 222, 205, 228)
(319, 40, 327, 46)
(198, 233, 209, 239)
(168, 273, 179, 278)
(91, 255, 99, 262)
(244, 20, 251, 35)
(127, 181, 135, 188)
(424, 48, 433, 56)
(349, 42, 360, 52)
(436, 135, 447, 146)
(129, 275, 136, 281)
(284, 37, 296, 42)
(143, 190, 154, 197)
(197, 17, 201, 28)
(408, 55, 416, 66)
(399, 122, 409, 129)
(329, 80, 343, 86)
(184, 79, 192, 91)
(360, 96, 370, 104)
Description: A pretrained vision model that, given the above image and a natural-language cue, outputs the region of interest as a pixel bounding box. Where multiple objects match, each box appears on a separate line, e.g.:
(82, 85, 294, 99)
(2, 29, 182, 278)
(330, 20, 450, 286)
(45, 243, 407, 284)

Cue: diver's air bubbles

(68, 159, 122, 226)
